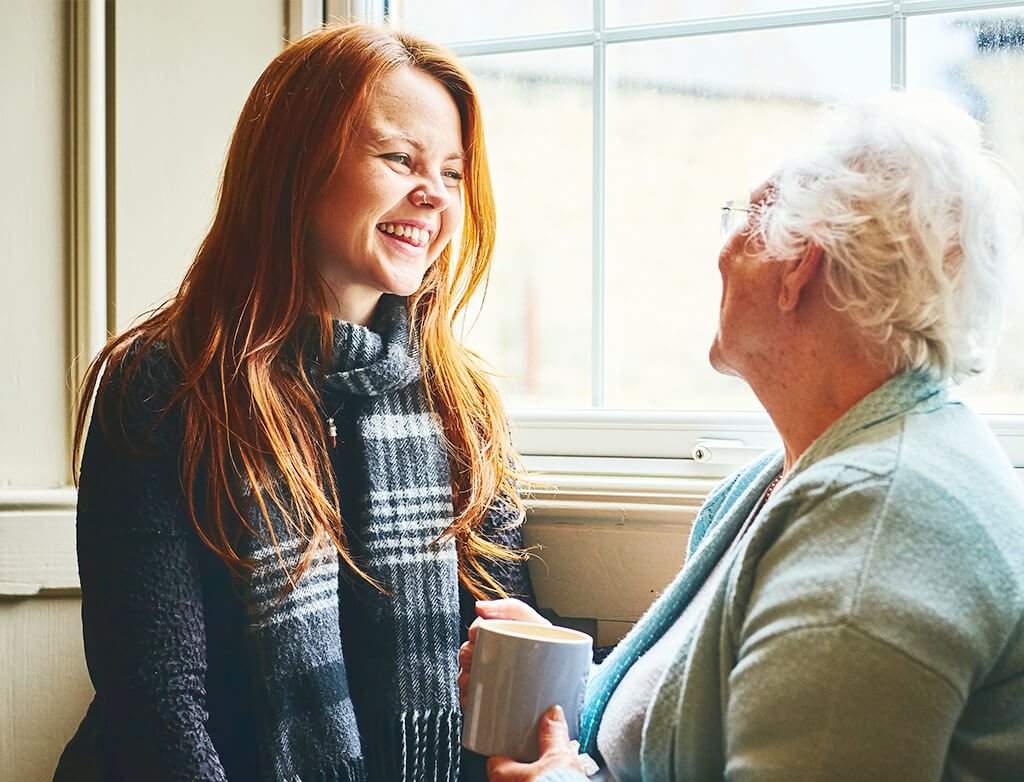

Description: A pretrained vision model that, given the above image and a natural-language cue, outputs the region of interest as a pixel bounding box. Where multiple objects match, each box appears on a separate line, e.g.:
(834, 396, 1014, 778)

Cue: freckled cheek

(434, 204, 464, 251)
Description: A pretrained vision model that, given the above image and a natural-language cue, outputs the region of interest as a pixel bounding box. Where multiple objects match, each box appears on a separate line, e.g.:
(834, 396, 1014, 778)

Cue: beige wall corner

(113, 0, 286, 331)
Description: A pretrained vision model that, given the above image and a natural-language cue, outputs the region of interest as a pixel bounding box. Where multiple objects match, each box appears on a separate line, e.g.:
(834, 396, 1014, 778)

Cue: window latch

(691, 438, 766, 464)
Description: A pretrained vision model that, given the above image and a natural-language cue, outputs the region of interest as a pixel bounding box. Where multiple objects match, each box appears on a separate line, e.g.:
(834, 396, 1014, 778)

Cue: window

(386, 2, 1024, 473)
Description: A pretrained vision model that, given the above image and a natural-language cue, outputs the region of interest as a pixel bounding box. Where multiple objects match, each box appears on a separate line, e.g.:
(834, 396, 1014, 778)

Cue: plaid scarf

(240, 296, 461, 782)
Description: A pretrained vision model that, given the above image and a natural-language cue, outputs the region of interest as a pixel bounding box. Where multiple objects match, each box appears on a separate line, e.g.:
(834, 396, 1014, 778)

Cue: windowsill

(0, 489, 79, 598)
(0, 469, 706, 600)
(6, 456, 1023, 600)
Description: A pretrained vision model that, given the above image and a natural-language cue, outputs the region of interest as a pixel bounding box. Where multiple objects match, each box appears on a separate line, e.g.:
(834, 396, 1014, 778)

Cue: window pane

(607, 0, 837, 28)
(909, 7, 1024, 414)
(459, 50, 593, 407)
(604, 21, 890, 410)
(388, 1, 591, 43)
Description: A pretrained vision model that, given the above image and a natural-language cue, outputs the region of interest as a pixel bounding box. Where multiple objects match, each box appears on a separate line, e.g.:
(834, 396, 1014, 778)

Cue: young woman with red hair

(54, 23, 534, 782)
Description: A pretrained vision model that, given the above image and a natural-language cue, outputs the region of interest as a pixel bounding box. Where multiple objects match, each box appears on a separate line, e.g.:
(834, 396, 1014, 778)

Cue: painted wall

(113, 0, 289, 329)
(0, 0, 70, 490)
(0, 0, 82, 773)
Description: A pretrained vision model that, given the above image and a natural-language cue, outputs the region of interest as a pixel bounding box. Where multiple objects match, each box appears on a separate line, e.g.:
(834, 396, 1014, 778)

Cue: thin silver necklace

(763, 473, 783, 502)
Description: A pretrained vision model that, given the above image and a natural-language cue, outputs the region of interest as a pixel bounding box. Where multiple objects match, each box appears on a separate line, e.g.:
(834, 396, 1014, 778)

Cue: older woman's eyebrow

(368, 132, 465, 161)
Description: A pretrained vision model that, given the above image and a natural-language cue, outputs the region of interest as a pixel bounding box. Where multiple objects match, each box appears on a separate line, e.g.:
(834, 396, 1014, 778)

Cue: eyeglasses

(720, 199, 761, 239)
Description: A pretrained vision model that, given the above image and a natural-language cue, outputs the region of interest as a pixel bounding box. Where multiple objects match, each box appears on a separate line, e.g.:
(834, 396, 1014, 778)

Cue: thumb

(537, 705, 572, 756)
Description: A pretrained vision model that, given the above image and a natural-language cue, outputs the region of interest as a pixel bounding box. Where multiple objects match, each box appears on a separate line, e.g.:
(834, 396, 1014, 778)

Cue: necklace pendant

(328, 417, 337, 448)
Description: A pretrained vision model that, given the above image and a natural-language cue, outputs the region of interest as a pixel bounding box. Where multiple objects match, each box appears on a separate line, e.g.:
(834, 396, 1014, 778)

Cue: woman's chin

(380, 267, 431, 298)
(708, 340, 727, 374)
(709, 343, 743, 379)
(386, 279, 426, 298)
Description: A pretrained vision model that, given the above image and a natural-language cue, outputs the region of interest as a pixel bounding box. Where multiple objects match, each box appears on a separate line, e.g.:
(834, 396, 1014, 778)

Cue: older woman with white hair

(459, 90, 1024, 781)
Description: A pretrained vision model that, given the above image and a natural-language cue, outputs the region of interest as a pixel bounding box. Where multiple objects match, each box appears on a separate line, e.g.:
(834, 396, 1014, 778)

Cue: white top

(596, 501, 765, 781)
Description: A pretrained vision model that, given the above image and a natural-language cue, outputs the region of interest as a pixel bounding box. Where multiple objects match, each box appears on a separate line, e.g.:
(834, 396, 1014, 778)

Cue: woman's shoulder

(77, 337, 193, 535)
(93, 335, 185, 448)
(743, 416, 1024, 692)
(786, 399, 1024, 537)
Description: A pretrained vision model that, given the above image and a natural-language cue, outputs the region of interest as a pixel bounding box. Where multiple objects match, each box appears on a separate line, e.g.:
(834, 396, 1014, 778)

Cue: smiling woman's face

(307, 65, 465, 325)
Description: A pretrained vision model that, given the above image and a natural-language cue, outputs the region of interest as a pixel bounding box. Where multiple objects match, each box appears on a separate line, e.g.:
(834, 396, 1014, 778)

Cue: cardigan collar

(788, 369, 947, 483)
(686, 371, 947, 583)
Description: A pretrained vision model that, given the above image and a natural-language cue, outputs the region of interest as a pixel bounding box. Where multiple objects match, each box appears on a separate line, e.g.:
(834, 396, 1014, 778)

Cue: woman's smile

(376, 221, 433, 248)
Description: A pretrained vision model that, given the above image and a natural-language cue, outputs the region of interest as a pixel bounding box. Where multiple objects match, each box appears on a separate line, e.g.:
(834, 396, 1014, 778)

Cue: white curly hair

(758, 90, 1024, 382)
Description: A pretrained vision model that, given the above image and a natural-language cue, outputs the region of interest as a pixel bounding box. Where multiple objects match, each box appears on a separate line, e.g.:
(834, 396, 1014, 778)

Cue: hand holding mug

(486, 705, 585, 782)
(460, 605, 592, 763)
(458, 598, 550, 708)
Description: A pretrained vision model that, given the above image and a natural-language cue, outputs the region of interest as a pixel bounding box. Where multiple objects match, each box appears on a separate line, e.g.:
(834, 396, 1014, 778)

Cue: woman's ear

(779, 243, 823, 312)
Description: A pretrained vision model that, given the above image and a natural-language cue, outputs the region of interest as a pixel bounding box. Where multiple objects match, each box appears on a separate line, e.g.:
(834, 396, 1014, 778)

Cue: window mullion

(592, 0, 607, 408)
(892, 2, 908, 89)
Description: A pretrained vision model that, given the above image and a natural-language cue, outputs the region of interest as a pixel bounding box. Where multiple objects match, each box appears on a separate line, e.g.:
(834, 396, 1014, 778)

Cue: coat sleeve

(458, 497, 541, 782)
(458, 496, 539, 638)
(74, 352, 228, 781)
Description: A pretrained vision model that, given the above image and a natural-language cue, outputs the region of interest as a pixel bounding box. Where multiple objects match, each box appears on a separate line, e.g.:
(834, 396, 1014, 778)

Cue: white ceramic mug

(462, 619, 593, 762)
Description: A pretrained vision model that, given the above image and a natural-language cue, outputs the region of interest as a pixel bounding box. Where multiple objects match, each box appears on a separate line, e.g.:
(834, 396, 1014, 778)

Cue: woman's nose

(411, 174, 451, 210)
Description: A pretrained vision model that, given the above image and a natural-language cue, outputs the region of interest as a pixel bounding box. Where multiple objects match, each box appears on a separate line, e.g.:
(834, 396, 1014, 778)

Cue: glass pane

(389, 0, 591, 43)
(607, 0, 837, 28)
(909, 8, 1024, 414)
(604, 21, 889, 410)
(458, 49, 593, 408)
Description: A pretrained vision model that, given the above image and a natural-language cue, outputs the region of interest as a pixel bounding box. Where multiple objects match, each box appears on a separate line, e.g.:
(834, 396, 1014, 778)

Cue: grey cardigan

(546, 370, 1024, 781)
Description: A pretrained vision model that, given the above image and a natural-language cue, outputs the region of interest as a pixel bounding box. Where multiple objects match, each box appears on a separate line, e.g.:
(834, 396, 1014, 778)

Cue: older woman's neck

(755, 327, 893, 474)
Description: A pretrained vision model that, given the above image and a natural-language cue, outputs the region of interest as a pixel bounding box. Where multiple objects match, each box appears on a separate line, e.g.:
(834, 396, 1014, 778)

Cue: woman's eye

(382, 153, 412, 167)
(443, 169, 464, 184)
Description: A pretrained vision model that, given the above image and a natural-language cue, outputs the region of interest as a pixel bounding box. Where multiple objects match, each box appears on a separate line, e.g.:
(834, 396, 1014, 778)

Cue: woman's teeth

(377, 223, 428, 247)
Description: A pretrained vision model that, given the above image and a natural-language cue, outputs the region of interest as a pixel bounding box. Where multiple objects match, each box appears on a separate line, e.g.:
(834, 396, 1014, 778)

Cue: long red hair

(74, 24, 525, 597)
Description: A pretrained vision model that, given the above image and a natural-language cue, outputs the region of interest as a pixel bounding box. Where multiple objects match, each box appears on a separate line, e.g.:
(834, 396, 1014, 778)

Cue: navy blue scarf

(240, 297, 462, 782)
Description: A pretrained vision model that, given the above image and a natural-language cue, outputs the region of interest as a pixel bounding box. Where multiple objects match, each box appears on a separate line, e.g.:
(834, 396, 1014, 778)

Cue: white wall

(0, 2, 83, 772)
(114, 0, 288, 328)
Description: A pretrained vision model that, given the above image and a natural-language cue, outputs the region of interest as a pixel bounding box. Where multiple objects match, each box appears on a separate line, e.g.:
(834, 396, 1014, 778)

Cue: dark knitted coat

(54, 307, 535, 782)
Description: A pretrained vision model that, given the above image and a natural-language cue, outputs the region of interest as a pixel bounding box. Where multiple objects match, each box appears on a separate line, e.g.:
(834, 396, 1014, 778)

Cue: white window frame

(388, 0, 1024, 479)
